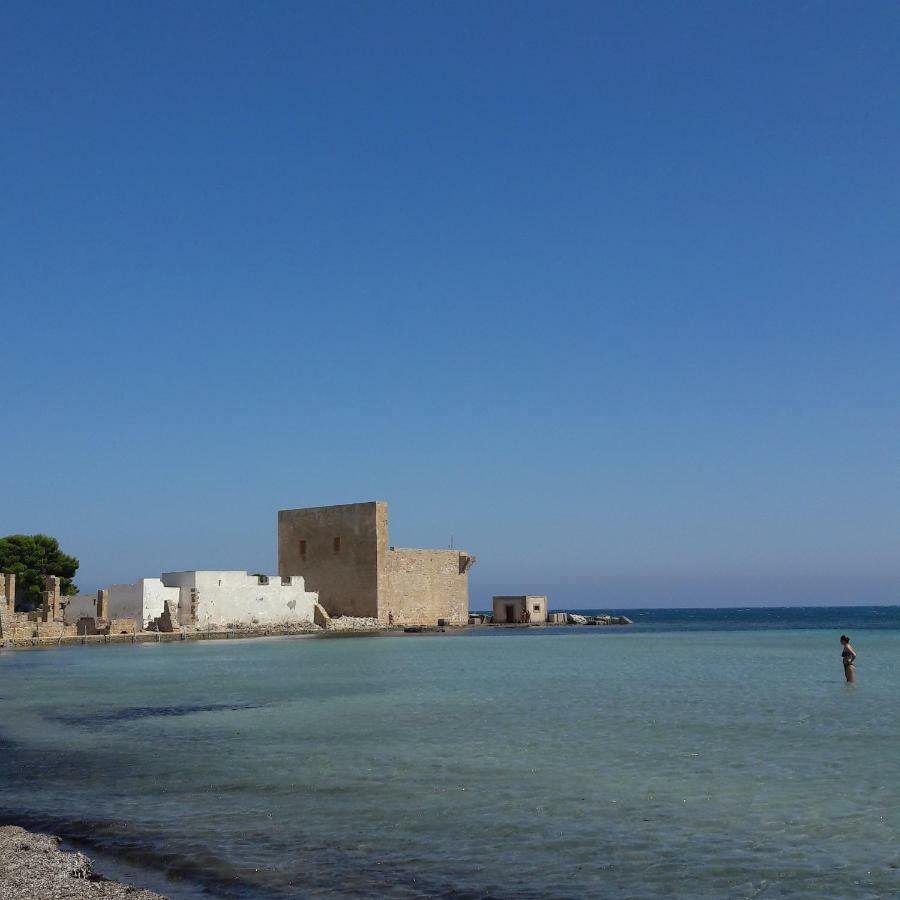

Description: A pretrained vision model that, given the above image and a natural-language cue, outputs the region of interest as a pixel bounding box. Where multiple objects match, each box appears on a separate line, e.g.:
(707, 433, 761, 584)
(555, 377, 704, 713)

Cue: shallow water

(1, 617, 898, 898)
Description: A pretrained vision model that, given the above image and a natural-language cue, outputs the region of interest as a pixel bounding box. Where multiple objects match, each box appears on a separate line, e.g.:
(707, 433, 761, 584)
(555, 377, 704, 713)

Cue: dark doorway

(505, 604, 515, 623)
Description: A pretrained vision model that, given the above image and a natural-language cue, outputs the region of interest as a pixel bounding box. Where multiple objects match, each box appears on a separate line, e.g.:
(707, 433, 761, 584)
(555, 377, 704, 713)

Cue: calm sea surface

(1, 607, 898, 899)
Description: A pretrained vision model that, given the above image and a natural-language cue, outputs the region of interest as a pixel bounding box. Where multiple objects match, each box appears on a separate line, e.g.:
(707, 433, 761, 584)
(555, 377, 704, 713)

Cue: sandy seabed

(0, 825, 163, 900)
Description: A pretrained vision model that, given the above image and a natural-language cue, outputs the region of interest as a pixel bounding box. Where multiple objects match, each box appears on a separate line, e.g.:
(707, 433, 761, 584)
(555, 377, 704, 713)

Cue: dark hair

(840, 635, 849, 642)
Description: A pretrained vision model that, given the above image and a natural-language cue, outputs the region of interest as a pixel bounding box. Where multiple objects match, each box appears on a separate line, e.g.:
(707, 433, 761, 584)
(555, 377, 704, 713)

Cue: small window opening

(257, 575, 269, 585)
(333, 536, 341, 554)
(299, 539, 307, 559)
(281, 576, 291, 586)
(533, 604, 541, 612)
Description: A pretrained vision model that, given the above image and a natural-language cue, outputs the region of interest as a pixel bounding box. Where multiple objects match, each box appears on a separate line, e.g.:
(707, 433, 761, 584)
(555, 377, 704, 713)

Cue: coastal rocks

(327, 616, 381, 631)
(0, 825, 163, 899)
(222, 620, 319, 634)
(563, 613, 632, 626)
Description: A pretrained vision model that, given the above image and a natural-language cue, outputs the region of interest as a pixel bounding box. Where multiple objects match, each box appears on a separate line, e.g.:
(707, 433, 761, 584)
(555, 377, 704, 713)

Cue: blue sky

(3, 1, 899, 607)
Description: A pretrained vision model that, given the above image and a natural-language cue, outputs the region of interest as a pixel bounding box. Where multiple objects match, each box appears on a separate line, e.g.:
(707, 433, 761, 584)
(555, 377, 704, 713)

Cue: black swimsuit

(842, 649, 855, 666)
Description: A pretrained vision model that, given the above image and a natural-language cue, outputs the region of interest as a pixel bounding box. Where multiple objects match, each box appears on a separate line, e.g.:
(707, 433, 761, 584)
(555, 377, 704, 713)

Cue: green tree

(0, 534, 79, 611)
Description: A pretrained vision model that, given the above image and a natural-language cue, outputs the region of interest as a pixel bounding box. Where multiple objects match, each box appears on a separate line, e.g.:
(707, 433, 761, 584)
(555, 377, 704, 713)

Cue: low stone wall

(1, 617, 78, 640)
(35, 622, 77, 639)
(4, 624, 326, 649)
(4, 620, 35, 641)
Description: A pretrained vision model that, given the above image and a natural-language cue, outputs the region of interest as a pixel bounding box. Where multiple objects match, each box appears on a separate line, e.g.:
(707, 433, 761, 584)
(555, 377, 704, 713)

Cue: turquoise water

(1, 618, 898, 898)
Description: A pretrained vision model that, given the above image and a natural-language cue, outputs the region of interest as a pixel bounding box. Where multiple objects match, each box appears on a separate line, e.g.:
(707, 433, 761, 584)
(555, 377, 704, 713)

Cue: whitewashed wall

(141, 579, 180, 624)
(107, 579, 179, 628)
(160, 571, 317, 627)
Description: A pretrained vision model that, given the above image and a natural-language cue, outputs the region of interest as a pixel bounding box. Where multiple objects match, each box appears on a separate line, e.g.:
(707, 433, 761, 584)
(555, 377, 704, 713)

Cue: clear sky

(3, 1, 899, 607)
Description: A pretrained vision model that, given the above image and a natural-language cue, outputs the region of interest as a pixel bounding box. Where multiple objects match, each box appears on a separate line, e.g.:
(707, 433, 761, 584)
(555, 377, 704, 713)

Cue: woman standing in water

(840, 635, 857, 683)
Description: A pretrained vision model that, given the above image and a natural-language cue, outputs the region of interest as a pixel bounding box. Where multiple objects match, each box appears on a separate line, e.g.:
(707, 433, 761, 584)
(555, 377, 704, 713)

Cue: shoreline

(0, 618, 632, 652)
(0, 823, 166, 899)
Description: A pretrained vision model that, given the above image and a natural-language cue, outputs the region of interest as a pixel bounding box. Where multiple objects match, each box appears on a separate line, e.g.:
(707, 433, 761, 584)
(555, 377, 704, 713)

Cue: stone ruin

(0, 575, 134, 642)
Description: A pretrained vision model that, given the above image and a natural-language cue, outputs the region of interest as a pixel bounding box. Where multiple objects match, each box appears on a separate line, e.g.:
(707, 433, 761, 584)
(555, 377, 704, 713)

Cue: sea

(0, 606, 898, 899)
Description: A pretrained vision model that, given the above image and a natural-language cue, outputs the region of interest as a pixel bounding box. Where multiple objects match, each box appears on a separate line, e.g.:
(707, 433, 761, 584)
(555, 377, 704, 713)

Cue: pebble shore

(0, 825, 164, 900)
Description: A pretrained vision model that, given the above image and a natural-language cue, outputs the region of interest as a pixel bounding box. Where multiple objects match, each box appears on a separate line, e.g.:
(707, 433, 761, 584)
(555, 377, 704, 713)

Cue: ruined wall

(3, 574, 15, 615)
(278, 502, 382, 618)
(105, 618, 137, 635)
(0, 592, 9, 642)
(385, 549, 472, 625)
(35, 622, 78, 639)
(160, 571, 317, 627)
(62, 594, 97, 625)
(5, 620, 36, 640)
(41, 576, 62, 622)
(106, 582, 143, 625)
(106, 579, 178, 629)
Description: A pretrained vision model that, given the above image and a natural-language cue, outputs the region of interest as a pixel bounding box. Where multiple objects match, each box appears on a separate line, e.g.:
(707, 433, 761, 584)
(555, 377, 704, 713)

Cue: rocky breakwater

(567, 613, 633, 625)
(0, 825, 163, 900)
(326, 616, 383, 632)
(217, 620, 320, 635)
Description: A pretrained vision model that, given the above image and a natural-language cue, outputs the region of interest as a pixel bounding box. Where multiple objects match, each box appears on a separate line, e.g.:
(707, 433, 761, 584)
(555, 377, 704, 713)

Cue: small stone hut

(492, 595, 548, 624)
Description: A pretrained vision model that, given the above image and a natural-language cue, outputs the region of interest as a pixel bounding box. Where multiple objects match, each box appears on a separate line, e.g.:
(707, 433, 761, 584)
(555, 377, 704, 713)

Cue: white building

(83, 571, 317, 630)
(105, 578, 180, 628)
(161, 571, 317, 628)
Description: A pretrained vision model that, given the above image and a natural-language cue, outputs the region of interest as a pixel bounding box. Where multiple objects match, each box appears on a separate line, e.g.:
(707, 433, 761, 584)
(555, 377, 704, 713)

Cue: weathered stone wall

(96, 589, 109, 621)
(385, 549, 472, 625)
(105, 618, 137, 635)
(41, 576, 62, 622)
(278, 502, 474, 624)
(76, 616, 98, 635)
(278, 502, 382, 618)
(528, 595, 548, 623)
(35, 622, 77, 639)
(61, 594, 97, 625)
(5, 620, 35, 640)
(3, 574, 15, 615)
(106, 582, 144, 624)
